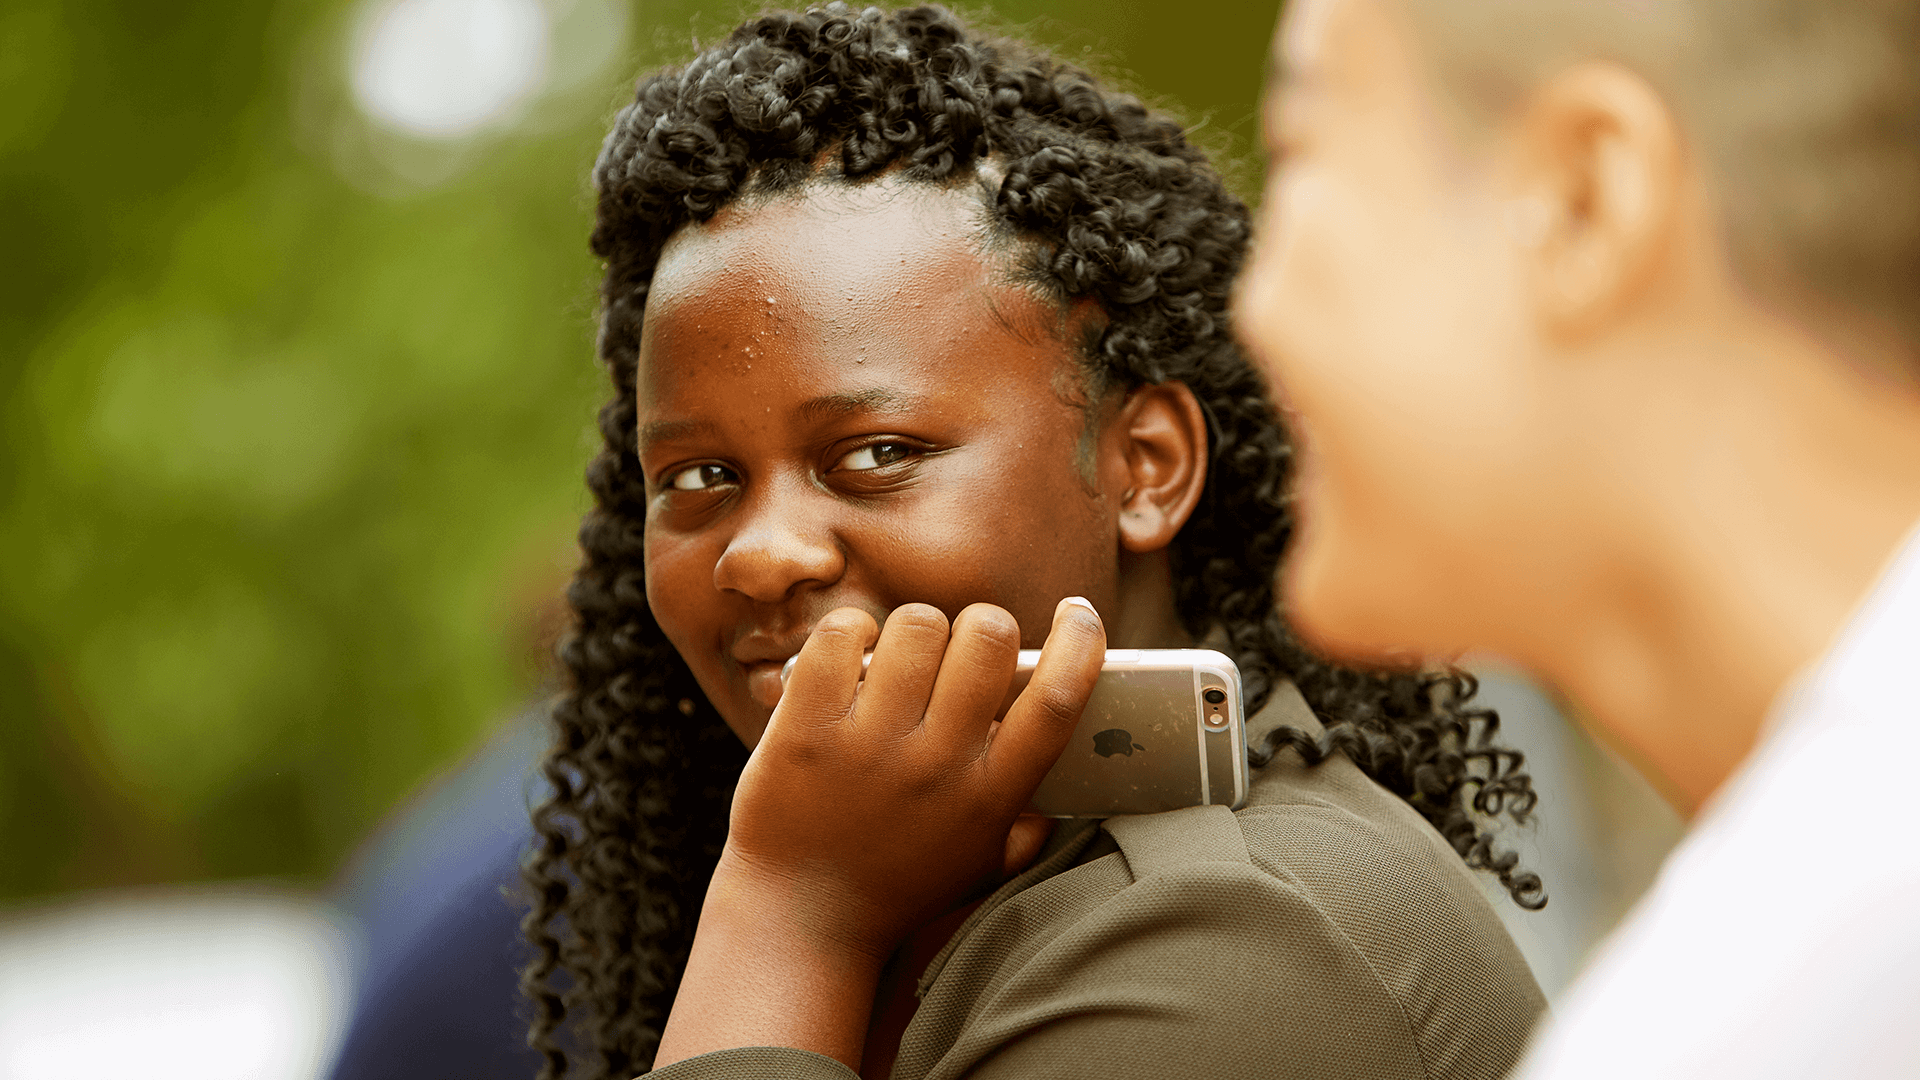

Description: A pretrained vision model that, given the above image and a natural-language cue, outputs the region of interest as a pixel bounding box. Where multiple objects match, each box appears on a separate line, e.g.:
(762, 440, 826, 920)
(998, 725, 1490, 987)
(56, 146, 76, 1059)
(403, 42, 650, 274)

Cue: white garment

(1514, 522, 1920, 1079)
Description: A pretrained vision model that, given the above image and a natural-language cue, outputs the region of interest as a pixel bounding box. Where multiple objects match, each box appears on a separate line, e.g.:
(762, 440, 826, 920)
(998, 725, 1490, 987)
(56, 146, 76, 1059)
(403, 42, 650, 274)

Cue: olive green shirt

(650, 682, 1546, 1080)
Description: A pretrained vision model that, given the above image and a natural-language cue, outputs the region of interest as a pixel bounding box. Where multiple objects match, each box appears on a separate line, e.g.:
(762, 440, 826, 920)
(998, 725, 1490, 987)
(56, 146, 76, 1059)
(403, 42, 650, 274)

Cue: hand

(727, 596, 1106, 956)
(653, 597, 1106, 1070)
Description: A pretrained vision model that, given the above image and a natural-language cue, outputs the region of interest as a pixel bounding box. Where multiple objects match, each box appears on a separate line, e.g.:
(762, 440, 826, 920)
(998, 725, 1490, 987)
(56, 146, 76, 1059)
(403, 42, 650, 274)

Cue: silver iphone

(780, 647, 1247, 818)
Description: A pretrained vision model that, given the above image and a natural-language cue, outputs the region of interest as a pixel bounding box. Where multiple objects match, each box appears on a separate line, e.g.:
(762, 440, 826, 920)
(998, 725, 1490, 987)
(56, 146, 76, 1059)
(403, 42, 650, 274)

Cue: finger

(1001, 814, 1055, 877)
(922, 603, 1021, 747)
(770, 608, 879, 737)
(988, 597, 1105, 796)
(854, 602, 951, 737)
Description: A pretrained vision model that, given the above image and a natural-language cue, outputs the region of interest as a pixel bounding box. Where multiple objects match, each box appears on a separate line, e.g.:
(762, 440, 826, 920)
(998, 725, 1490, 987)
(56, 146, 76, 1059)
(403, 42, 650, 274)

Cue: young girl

(524, 6, 1546, 1079)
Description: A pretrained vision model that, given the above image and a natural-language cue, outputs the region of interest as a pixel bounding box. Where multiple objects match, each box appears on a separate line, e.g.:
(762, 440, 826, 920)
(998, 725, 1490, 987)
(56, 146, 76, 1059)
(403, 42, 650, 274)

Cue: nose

(711, 481, 846, 603)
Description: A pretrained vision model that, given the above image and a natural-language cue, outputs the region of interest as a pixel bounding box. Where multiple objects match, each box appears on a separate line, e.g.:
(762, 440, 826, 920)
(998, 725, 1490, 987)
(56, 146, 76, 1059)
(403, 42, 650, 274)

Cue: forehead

(1278, 0, 1341, 79)
(1267, 0, 1420, 111)
(645, 179, 1048, 352)
(636, 178, 1079, 412)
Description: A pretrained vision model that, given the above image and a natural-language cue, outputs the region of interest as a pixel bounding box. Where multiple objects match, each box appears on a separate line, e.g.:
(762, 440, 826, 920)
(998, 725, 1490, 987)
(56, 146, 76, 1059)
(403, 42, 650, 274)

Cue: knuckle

(955, 604, 1021, 654)
(782, 739, 831, 768)
(1027, 683, 1086, 728)
(910, 756, 968, 799)
(775, 691, 854, 731)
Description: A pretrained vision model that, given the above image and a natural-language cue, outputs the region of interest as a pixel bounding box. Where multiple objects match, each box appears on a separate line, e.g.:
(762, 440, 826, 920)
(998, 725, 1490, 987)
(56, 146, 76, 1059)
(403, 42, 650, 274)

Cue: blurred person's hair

(522, 6, 1543, 1077)
(1398, 0, 1920, 381)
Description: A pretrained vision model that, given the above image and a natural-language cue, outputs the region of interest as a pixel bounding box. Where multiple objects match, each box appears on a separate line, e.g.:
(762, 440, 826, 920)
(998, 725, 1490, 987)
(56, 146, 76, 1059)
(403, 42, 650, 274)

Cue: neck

(1108, 549, 1195, 649)
(1520, 319, 1920, 816)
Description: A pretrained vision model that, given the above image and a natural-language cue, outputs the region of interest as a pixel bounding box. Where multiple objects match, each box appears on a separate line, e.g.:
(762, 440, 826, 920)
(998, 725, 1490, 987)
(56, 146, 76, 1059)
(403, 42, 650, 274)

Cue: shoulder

(908, 813, 1431, 1080)
(1237, 751, 1540, 990)
(1514, 712, 1920, 1080)
(1109, 784, 1544, 1079)
(907, 785, 1540, 1080)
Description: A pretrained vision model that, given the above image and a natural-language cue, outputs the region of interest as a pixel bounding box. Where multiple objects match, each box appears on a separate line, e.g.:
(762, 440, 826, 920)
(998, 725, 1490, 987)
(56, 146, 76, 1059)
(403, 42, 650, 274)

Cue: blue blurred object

(327, 708, 551, 1080)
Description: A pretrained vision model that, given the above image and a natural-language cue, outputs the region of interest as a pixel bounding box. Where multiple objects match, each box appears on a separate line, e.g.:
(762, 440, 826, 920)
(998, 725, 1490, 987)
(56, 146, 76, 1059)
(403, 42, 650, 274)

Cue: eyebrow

(637, 417, 717, 449)
(797, 387, 921, 419)
(637, 388, 924, 448)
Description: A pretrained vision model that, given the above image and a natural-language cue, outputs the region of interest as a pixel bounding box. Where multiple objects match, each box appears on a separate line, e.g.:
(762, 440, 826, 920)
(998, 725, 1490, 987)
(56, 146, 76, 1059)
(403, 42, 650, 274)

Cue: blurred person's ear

(1104, 382, 1209, 554)
(1507, 63, 1685, 339)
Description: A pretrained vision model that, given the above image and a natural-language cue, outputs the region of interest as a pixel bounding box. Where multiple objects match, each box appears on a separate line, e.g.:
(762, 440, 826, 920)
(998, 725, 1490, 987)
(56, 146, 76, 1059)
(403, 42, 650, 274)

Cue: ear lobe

(1513, 63, 1681, 336)
(1108, 382, 1209, 555)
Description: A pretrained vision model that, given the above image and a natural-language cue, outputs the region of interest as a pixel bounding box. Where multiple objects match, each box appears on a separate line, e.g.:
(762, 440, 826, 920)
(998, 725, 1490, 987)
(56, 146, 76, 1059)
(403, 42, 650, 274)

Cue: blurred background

(0, 1, 1681, 1078)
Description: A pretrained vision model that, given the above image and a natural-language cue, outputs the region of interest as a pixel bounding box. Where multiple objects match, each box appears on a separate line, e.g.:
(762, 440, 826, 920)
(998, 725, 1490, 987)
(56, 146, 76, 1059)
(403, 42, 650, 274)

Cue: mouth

(742, 659, 790, 711)
(728, 601, 890, 714)
(731, 632, 812, 712)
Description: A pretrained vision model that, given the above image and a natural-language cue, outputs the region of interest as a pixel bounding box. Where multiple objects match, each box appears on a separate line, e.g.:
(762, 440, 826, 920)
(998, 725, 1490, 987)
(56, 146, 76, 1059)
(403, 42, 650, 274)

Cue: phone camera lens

(1203, 688, 1227, 705)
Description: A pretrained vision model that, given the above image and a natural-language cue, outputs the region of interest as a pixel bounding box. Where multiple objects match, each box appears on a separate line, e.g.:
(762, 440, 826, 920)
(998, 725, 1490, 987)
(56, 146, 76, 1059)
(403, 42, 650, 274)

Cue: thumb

(1001, 814, 1055, 877)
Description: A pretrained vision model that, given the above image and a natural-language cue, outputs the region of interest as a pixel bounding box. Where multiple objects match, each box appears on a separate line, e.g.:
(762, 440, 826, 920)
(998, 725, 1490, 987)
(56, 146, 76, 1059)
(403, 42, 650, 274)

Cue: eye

(836, 442, 913, 472)
(666, 463, 737, 491)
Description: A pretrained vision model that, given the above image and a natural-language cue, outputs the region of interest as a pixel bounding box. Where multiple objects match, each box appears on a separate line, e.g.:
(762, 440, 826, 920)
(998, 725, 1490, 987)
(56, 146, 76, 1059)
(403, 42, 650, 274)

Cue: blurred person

(1231, 0, 1920, 1076)
(325, 566, 575, 1080)
(524, 5, 1551, 1079)
(324, 706, 546, 1080)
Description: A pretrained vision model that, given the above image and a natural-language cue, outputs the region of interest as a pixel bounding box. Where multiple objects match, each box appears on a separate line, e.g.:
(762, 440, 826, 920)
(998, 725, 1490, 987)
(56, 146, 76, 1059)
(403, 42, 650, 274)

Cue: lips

(725, 601, 891, 715)
(731, 631, 811, 712)
(743, 660, 790, 710)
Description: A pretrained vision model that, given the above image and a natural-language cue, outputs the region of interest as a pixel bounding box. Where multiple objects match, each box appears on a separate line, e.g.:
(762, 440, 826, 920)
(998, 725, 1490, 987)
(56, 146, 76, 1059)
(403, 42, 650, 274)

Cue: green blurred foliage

(0, 0, 1277, 901)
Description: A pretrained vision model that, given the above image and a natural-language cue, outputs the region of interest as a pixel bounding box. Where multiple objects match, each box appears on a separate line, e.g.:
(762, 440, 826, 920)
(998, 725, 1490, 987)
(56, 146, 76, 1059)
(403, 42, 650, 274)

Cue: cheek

(1248, 168, 1430, 522)
(642, 527, 717, 663)
(644, 525, 772, 746)
(1275, 165, 1527, 476)
(1250, 160, 1531, 655)
(859, 447, 1113, 644)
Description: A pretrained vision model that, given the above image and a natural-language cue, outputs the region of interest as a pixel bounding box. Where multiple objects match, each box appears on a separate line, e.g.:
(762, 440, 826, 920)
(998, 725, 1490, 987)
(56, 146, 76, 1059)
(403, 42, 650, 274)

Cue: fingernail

(1061, 596, 1099, 619)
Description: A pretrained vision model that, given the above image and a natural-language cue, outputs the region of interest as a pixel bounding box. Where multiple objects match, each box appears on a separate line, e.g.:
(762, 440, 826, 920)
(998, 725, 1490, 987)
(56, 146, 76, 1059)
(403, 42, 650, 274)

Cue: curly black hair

(521, 6, 1544, 1078)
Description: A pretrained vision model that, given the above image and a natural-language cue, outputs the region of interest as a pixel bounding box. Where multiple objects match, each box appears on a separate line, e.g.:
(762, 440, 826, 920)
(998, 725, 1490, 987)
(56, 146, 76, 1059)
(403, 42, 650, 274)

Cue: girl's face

(636, 180, 1127, 747)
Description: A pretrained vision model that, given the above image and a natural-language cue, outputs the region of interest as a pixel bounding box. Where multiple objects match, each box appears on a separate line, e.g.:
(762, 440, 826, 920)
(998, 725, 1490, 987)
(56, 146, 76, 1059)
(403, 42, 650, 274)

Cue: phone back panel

(781, 646, 1246, 819)
(1022, 650, 1246, 818)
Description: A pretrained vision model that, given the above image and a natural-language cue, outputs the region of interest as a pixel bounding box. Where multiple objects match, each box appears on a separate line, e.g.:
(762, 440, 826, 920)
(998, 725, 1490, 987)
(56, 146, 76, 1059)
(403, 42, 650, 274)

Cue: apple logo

(1093, 729, 1146, 758)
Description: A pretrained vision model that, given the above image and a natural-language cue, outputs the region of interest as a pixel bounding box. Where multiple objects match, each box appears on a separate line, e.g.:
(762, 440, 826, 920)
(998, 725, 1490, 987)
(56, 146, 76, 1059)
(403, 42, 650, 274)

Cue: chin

(1280, 526, 1431, 665)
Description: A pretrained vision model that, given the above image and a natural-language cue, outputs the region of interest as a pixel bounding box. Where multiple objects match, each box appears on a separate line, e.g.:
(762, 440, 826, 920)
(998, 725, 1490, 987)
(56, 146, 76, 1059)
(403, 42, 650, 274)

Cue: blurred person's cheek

(1237, 0, 1541, 661)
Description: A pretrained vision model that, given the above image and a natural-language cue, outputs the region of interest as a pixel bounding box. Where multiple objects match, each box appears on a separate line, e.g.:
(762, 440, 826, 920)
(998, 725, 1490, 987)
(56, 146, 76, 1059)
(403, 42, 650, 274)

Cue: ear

(1508, 62, 1683, 336)
(1099, 382, 1209, 555)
